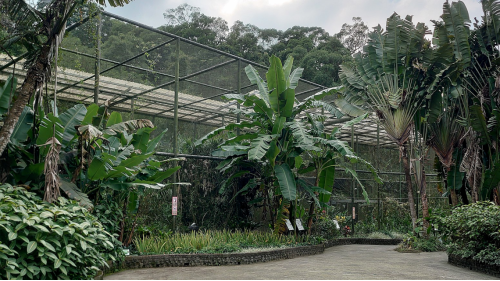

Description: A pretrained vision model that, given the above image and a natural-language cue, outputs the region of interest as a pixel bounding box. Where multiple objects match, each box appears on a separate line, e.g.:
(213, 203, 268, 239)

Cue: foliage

(0, 184, 122, 280)
(197, 55, 378, 234)
(336, 17, 369, 54)
(310, 208, 342, 240)
(398, 234, 445, 252)
(133, 229, 318, 255)
(439, 202, 500, 266)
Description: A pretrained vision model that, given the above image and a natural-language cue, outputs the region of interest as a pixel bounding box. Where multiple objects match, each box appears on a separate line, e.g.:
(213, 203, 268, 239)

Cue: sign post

(172, 197, 178, 216)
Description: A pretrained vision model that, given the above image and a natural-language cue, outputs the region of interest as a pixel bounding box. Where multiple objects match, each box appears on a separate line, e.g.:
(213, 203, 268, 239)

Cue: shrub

(440, 202, 500, 266)
(0, 184, 122, 279)
(398, 234, 445, 252)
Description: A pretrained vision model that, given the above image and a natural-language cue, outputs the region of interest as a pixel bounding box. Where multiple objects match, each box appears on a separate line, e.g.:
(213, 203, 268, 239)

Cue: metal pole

(94, 12, 102, 104)
(351, 125, 355, 234)
(237, 59, 241, 135)
(173, 37, 180, 231)
(377, 123, 380, 230)
(399, 161, 402, 202)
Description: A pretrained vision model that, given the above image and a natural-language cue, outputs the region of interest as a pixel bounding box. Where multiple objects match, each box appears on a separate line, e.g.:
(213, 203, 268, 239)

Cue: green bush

(440, 202, 500, 265)
(399, 234, 445, 252)
(0, 184, 122, 279)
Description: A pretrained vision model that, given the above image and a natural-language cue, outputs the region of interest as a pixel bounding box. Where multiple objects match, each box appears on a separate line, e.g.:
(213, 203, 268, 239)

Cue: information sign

(172, 197, 178, 216)
(295, 219, 305, 231)
(285, 219, 294, 231)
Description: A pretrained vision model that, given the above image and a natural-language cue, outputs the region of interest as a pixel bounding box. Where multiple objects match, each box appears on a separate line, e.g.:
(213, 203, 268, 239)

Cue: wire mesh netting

(0, 10, 449, 233)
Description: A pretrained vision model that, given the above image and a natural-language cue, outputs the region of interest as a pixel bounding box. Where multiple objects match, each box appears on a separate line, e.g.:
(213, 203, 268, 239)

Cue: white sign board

(352, 206, 356, 220)
(172, 197, 178, 216)
(285, 219, 294, 231)
(295, 219, 305, 231)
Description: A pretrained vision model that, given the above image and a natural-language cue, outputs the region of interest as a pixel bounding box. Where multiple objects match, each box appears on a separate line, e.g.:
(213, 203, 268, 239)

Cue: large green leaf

(147, 166, 180, 183)
(146, 129, 167, 154)
(288, 67, 303, 89)
(106, 111, 123, 127)
(36, 114, 63, 146)
(274, 163, 297, 200)
(280, 88, 295, 118)
(482, 158, 500, 200)
(319, 158, 335, 203)
(266, 55, 286, 114)
(195, 121, 261, 146)
(219, 170, 250, 194)
(248, 134, 276, 160)
(245, 65, 270, 107)
(127, 192, 139, 214)
(442, 0, 471, 67)
(82, 104, 99, 125)
(470, 105, 491, 145)
(287, 121, 313, 146)
(87, 153, 116, 180)
(10, 106, 33, 145)
(344, 167, 370, 203)
(131, 127, 154, 153)
(0, 75, 16, 116)
(58, 104, 87, 147)
(59, 179, 93, 209)
(230, 178, 258, 202)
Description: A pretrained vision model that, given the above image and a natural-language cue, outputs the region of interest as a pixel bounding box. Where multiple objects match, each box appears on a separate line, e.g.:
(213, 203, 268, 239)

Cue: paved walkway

(105, 245, 497, 280)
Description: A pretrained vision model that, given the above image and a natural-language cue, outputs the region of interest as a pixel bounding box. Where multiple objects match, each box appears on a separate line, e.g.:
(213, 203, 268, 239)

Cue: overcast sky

(104, 0, 484, 35)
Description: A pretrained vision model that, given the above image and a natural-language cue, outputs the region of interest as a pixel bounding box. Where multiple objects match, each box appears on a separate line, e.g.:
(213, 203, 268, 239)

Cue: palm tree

(340, 13, 429, 230)
(0, 0, 131, 156)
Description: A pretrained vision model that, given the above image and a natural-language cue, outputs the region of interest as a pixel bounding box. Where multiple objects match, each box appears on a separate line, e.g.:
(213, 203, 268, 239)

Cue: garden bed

(448, 254, 500, 278)
(102, 238, 402, 275)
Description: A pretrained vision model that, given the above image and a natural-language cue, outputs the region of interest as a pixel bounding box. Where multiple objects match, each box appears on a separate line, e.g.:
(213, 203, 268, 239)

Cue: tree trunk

(450, 189, 459, 206)
(460, 177, 469, 205)
(401, 145, 417, 230)
(0, 45, 51, 156)
(419, 167, 429, 236)
(307, 175, 321, 234)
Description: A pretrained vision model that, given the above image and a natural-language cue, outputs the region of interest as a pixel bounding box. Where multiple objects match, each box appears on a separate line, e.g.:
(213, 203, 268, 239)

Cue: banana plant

(197, 55, 373, 232)
(299, 112, 382, 232)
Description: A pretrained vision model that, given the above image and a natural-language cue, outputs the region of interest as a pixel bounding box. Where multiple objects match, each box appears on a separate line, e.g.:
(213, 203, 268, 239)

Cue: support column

(173, 37, 180, 231)
(94, 12, 102, 104)
(377, 123, 381, 230)
(351, 125, 355, 234)
(237, 60, 241, 135)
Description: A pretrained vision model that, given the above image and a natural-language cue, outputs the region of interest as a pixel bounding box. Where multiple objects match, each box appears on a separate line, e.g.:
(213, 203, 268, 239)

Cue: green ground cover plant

(133, 230, 319, 255)
(0, 184, 122, 279)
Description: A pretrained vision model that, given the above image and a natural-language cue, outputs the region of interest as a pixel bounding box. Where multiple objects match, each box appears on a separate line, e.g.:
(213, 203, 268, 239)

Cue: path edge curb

(101, 238, 402, 276)
(448, 254, 500, 278)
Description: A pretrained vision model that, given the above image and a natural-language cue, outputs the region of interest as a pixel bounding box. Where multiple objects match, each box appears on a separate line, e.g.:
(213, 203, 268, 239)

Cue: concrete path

(105, 245, 497, 280)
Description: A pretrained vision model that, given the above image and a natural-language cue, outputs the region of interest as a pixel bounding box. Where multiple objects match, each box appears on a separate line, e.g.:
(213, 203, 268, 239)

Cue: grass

(133, 230, 318, 255)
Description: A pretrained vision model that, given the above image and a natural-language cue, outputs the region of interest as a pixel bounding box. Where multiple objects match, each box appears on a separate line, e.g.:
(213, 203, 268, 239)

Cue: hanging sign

(172, 197, 178, 216)
(352, 206, 356, 220)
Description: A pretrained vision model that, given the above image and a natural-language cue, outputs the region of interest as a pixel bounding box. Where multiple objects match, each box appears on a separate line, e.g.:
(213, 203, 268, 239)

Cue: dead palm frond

(42, 137, 62, 203)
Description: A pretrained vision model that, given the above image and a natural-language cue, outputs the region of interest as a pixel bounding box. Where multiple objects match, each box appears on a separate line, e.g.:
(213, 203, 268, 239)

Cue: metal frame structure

(0, 10, 402, 154)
